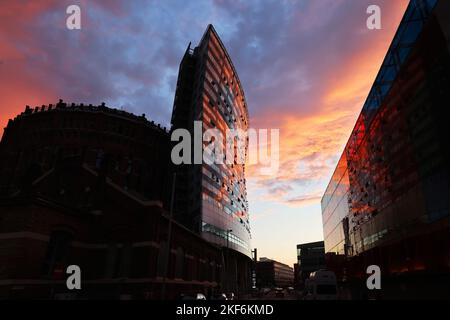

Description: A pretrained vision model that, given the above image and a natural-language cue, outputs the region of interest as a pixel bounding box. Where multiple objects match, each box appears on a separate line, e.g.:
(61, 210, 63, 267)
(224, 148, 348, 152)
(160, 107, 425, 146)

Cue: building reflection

(321, 0, 450, 298)
(171, 25, 252, 293)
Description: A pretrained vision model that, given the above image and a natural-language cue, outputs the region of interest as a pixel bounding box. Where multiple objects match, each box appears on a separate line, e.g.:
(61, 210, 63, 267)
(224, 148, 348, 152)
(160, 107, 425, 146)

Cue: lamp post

(251, 249, 257, 290)
(161, 172, 176, 299)
(226, 229, 232, 292)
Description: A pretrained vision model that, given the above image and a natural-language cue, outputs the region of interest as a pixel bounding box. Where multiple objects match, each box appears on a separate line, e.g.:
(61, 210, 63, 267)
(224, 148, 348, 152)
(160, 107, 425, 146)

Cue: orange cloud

(246, 0, 409, 207)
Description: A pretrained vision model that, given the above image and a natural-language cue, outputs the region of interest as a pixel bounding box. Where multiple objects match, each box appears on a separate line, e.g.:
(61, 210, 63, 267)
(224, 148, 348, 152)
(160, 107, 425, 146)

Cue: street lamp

(226, 229, 232, 292)
(161, 172, 176, 299)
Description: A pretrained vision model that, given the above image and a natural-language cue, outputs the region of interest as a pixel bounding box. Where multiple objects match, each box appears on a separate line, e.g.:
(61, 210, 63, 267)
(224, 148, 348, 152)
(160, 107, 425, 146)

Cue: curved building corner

(171, 25, 253, 293)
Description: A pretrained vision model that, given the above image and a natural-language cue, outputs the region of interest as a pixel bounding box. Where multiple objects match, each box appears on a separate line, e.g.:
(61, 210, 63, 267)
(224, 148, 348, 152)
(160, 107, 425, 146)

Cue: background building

(296, 241, 325, 287)
(0, 102, 223, 299)
(171, 24, 252, 293)
(321, 0, 450, 298)
(256, 258, 294, 289)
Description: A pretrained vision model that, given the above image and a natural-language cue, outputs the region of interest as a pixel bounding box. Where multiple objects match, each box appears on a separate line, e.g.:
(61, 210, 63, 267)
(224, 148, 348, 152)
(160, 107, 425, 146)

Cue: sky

(0, 0, 410, 267)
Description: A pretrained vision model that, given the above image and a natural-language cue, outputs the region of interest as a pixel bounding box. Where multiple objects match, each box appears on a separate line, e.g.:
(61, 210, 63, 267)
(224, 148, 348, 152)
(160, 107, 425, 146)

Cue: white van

(304, 270, 337, 300)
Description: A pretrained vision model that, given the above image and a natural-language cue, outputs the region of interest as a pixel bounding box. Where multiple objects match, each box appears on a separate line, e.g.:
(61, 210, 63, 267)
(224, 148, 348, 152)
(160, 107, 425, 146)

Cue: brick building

(0, 101, 224, 299)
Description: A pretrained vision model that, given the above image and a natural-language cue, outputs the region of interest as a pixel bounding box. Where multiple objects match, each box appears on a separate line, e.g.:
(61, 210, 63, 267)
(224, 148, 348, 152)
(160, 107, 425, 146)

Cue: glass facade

(297, 242, 326, 270)
(321, 0, 450, 275)
(171, 25, 251, 257)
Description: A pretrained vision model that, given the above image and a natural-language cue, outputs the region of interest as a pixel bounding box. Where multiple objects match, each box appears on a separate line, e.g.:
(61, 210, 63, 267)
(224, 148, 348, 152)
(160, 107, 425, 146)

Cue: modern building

(256, 258, 294, 288)
(296, 241, 326, 286)
(321, 0, 450, 297)
(171, 25, 252, 293)
(0, 102, 224, 299)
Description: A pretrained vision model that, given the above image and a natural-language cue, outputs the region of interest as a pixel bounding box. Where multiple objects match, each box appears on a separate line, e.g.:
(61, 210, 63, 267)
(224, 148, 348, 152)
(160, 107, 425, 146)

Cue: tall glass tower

(321, 0, 450, 287)
(171, 25, 252, 263)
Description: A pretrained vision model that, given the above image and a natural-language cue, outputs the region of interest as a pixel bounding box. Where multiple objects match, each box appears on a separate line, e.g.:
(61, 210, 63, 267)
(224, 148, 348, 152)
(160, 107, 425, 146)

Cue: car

(304, 270, 338, 300)
(196, 293, 207, 300)
(211, 293, 227, 300)
(261, 288, 271, 295)
(226, 292, 235, 300)
(179, 293, 207, 300)
(275, 288, 284, 298)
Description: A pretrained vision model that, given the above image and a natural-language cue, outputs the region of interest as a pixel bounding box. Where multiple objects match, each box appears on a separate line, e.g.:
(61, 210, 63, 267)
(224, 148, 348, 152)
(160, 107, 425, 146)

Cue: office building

(171, 25, 252, 292)
(256, 258, 294, 288)
(321, 0, 450, 295)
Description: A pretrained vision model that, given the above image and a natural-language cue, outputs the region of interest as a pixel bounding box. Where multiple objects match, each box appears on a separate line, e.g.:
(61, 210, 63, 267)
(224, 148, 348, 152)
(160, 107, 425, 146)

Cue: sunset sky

(0, 0, 410, 267)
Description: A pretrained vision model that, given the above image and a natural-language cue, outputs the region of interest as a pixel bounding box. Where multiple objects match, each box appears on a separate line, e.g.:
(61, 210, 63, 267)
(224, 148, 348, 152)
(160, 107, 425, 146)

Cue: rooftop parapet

(13, 99, 169, 134)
